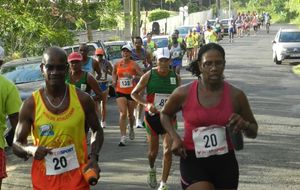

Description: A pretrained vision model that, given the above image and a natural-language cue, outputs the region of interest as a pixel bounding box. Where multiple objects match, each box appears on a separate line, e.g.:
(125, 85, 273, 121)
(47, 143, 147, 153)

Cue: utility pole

(229, 0, 231, 18)
(216, 0, 220, 18)
(124, 0, 131, 40)
(131, 0, 140, 38)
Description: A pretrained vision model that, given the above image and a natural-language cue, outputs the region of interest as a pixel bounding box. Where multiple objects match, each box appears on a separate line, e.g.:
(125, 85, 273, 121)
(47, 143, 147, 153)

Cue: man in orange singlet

(13, 47, 104, 190)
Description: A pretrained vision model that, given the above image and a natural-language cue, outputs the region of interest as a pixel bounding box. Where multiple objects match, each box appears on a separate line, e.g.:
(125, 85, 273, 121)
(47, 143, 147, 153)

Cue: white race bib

(154, 93, 170, 111)
(45, 144, 79, 175)
(80, 84, 87, 92)
(119, 77, 133, 88)
(192, 125, 228, 158)
(136, 60, 144, 69)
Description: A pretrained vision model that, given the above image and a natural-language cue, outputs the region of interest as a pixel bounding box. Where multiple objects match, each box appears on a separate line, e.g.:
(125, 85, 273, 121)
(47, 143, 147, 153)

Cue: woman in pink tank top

(160, 43, 258, 190)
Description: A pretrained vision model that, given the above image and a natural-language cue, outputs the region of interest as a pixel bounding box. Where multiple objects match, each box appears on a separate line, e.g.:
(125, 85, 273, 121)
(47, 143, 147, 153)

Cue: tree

(0, 0, 122, 59)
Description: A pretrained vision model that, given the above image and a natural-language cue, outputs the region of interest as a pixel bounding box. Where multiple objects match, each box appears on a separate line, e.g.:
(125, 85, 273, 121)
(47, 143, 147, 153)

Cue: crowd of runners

(0, 13, 263, 189)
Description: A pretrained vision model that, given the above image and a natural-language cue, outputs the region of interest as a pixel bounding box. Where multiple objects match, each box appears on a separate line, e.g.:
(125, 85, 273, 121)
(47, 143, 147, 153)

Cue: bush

(148, 9, 170, 22)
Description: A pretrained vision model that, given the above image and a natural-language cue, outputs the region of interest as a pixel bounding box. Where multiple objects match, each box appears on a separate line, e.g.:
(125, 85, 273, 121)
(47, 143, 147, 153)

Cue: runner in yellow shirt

(13, 47, 104, 190)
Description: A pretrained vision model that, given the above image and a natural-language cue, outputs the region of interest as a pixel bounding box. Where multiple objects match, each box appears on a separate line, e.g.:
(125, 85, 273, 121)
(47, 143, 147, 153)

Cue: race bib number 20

(45, 144, 79, 175)
(192, 125, 228, 158)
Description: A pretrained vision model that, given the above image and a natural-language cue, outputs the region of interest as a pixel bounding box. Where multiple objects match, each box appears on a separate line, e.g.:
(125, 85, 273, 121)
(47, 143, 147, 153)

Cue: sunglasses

(44, 64, 68, 71)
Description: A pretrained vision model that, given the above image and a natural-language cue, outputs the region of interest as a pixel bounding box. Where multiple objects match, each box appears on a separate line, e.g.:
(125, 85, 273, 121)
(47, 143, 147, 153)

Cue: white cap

(0, 46, 4, 61)
(121, 44, 132, 52)
(156, 47, 170, 60)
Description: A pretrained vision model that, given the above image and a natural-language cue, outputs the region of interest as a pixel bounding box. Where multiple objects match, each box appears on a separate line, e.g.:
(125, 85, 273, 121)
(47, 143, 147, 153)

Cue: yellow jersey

(31, 84, 89, 190)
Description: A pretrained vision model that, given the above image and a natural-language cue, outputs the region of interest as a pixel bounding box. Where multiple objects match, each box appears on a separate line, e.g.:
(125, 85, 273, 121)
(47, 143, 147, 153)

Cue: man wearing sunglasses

(13, 47, 104, 190)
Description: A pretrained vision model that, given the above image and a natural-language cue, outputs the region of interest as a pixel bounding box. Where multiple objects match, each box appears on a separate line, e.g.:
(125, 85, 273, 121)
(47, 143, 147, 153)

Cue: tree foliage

(148, 9, 170, 22)
(0, 0, 121, 59)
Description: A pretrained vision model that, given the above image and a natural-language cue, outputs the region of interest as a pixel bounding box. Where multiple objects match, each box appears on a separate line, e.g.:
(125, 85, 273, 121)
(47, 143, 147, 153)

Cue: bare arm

(131, 71, 151, 107)
(112, 63, 118, 87)
(105, 60, 113, 76)
(13, 96, 52, 160)
(78, 90, 104, 161)
(134, 62, 144, 77)
(93, 59, 102, 80)
(87, 73, 103, 101)
(6, 113, 19, 146)
(145, 52, 152, 68)
(160, 84, 190, 157)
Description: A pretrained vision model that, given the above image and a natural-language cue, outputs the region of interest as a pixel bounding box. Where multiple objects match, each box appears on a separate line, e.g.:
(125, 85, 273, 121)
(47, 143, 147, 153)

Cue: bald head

(42, 46, 67, 65)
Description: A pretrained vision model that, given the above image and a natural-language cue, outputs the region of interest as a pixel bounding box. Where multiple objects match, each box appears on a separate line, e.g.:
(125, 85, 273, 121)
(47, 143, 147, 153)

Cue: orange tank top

(115, 59, 137, 94)
(31, 84, 89, 190)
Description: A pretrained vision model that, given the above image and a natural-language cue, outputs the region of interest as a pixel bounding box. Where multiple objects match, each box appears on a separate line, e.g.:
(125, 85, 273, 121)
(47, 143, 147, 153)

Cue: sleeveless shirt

(31, 84, 89, 189)
(182, 80, 234, 151)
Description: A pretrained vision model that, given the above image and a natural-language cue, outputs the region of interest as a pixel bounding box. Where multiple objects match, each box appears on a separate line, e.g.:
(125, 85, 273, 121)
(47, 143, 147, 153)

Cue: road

(3, 24, 300, 190)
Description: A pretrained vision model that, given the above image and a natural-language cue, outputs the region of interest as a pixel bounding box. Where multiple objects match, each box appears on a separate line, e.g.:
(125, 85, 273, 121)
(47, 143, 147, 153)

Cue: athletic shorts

(144, 112, 177, 136)
(116, 92, 134, 101)
(180, 150, 239, 189)
(99, 81, 108, 91)
(171, 59, 182, 67)
(0, 149, 7, 179)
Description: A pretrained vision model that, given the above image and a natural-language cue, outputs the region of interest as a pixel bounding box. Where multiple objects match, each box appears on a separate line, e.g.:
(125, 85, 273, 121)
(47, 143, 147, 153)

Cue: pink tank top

(182, 80, 234, 150)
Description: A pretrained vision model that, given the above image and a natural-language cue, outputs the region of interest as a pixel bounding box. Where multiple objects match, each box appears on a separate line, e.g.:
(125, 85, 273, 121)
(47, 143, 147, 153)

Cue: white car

(62, 41, 106, 57)
(272, 28, 300, 65)
(104, 40, 133, 65)
(143, 35, 169, 64)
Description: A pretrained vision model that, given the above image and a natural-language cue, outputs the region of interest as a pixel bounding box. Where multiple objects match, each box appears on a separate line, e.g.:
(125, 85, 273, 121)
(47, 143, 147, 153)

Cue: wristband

(88, 153, 99, 162)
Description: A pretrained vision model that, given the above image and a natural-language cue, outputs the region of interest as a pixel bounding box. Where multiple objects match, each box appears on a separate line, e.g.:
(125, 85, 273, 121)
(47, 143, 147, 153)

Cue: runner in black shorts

(116, 92, 134, 101)
(131, 47, 181, 190)
(160, 43, 258, 190)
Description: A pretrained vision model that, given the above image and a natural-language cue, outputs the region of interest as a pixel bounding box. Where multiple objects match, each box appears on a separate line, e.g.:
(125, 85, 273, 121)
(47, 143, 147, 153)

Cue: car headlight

(279, 47, 287, 53)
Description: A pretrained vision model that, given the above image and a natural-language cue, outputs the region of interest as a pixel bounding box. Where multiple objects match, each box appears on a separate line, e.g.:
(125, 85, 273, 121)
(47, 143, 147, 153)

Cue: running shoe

(136, 119, 144, 128)
(157, 184, 168, 190)
(118, 136, 126, 147)
(101, 121, 106, 128)
(147, 168, 157, 189)
(128, 126, 135, 140)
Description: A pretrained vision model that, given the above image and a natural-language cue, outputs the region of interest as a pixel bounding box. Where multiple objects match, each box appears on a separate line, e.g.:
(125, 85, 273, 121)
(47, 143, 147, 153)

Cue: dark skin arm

(92, 59, 102, 80)
(87, 72, 103, 101)
(6, 113, 19, 146)
(77, 89, 104, 173)
(13, 96, 52, 160)
(160, 83, 191, 158)
(105, 61, 113, 76)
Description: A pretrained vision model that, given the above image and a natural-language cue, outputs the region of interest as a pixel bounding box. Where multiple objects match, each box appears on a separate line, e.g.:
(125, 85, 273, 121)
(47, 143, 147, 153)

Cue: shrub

(148, 9, 170, 22)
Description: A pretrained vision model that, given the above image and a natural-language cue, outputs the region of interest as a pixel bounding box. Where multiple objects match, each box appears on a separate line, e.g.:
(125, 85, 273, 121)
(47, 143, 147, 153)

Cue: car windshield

(152, 38, 169, 48)
(177, 27, 193, 35)
(279, 32, 300, 42)
(106, 45, 123, 59)
(1, 63, 43, 84)
(220, 20, 229, 25)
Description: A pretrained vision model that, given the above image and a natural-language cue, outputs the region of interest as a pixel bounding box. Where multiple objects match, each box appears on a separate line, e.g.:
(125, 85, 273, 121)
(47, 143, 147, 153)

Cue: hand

(84, 158, 101, 180)
(171, 135, 187, 158)
(147, 103, 158, 113)
(228, 113, 248, 133)
(31, 146, 52, 160)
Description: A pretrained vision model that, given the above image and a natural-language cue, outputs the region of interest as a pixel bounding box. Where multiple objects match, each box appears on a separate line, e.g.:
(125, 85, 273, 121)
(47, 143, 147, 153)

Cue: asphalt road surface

(3, 24, 300, 190)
